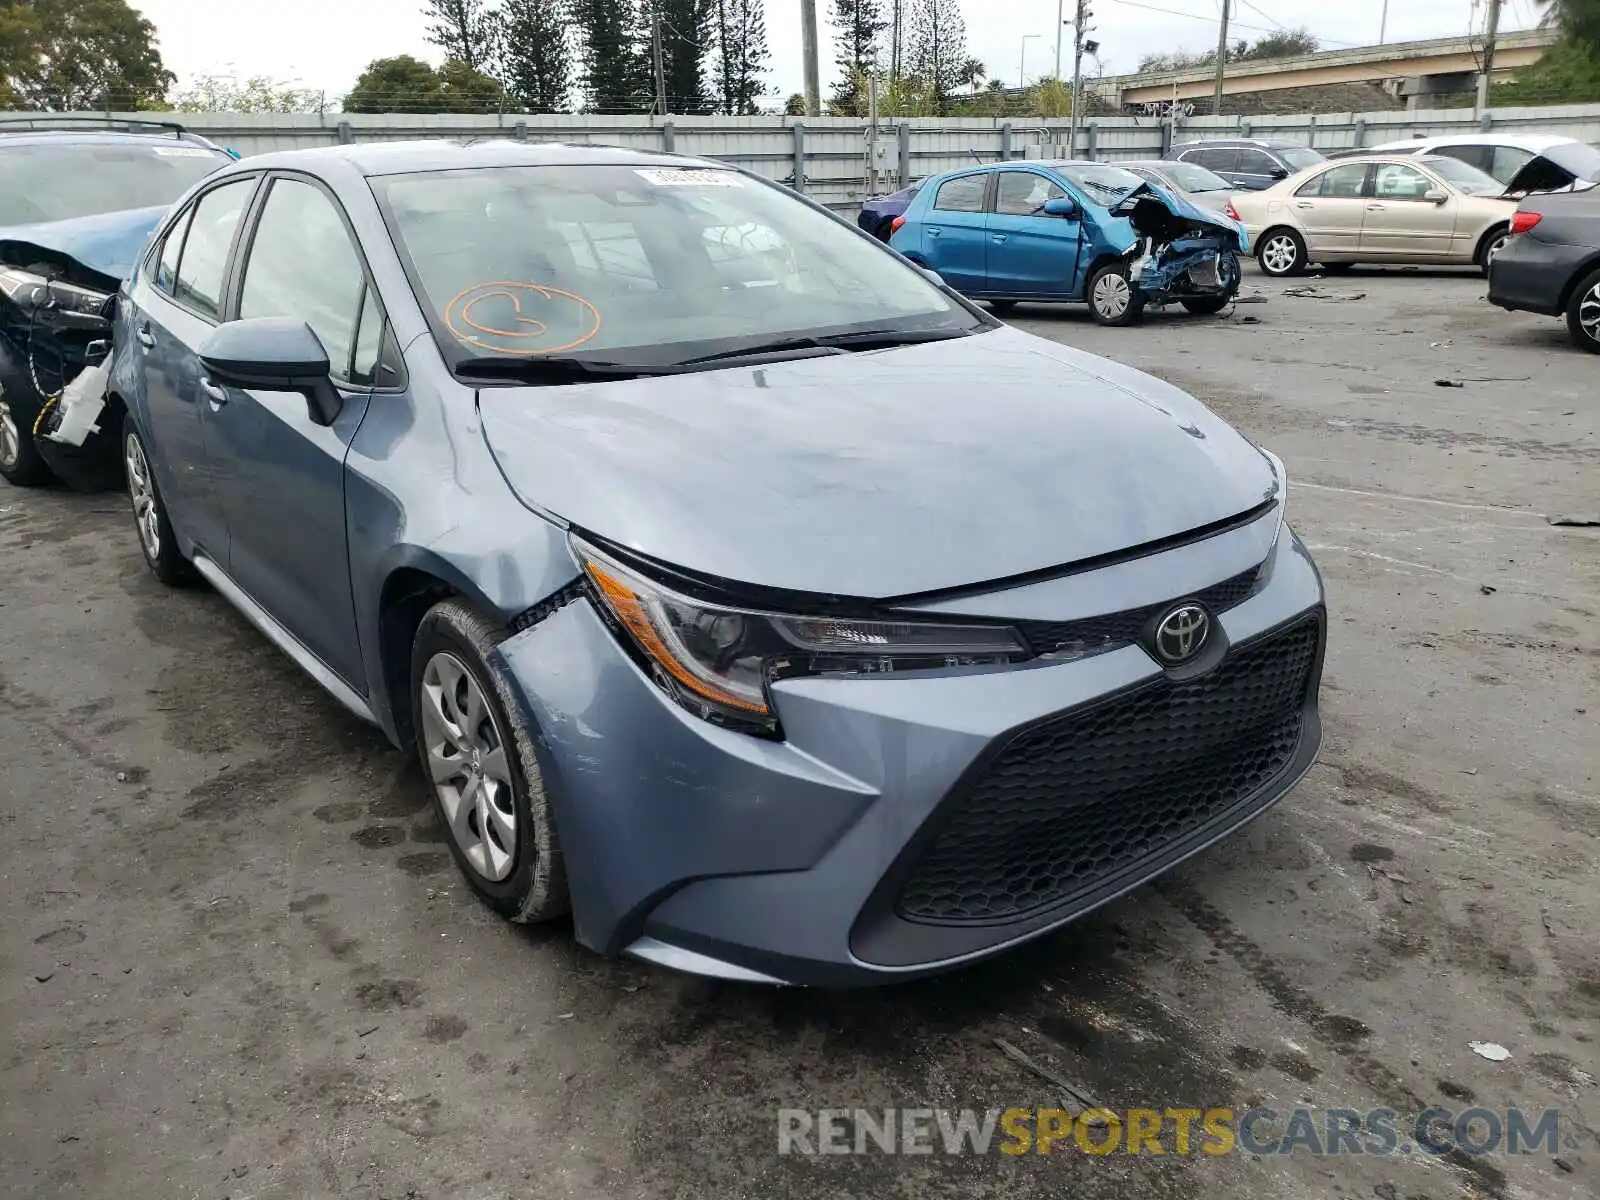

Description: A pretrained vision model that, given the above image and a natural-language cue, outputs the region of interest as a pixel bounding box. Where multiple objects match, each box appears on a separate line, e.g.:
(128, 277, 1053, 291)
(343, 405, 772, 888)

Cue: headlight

(572, 537, 1029, 735)
(0, 266, 114, 319)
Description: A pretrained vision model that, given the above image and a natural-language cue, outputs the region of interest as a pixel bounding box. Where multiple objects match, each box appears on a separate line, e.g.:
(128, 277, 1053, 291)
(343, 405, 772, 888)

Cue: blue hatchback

(890, 160, 1248, 326)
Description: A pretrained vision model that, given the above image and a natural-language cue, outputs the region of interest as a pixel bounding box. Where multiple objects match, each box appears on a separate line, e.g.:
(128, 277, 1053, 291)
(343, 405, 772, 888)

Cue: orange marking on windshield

(443, 281, 603, 356)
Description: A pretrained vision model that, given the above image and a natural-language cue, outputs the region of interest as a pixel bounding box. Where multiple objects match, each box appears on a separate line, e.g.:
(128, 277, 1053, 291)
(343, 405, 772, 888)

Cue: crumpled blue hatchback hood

(1107, 181, 1250, 253)
(0, 204, 168, 285)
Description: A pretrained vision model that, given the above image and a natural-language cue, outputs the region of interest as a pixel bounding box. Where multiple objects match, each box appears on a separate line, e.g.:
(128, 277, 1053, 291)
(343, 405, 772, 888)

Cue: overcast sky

(130, 0, 1537, 105)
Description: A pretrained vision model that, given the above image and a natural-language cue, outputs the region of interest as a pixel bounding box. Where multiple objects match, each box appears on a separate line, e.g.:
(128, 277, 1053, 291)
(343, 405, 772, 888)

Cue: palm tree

(958, 56, 986, 93)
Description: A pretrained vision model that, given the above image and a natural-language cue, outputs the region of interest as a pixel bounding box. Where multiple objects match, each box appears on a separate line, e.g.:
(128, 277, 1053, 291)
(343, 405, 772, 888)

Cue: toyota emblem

(1153, 603, 1211, 664)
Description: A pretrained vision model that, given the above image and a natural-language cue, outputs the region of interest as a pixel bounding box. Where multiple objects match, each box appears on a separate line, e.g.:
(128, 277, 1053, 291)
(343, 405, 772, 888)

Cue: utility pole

(1378, 0, 1389, 44)
(1055, 0, 1065, 81)
(1068, 0, 1091, 156)
(652, 3, 668, 115)
(801, 0, 821, 116)
(1476, 0, 1502, 112)
(1212, 0, 1230, 116)
(891, 0, 904, 80)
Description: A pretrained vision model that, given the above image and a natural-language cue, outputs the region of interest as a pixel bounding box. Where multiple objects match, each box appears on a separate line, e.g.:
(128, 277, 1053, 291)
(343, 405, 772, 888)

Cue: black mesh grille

(896, 614, 1321, 924)
(1012, 566, 1262, 659)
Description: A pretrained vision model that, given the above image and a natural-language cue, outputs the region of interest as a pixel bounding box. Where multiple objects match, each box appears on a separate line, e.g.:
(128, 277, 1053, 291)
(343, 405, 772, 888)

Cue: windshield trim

(370, 162, 995, 377)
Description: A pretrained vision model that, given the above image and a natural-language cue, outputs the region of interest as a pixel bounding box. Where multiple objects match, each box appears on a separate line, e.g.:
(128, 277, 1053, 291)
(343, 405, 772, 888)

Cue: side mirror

(198, 317, 343, 427)
(1041, 197, 1079, 218)
(1424, 188, 1448, 205)
(1269, 166, 1290, 180)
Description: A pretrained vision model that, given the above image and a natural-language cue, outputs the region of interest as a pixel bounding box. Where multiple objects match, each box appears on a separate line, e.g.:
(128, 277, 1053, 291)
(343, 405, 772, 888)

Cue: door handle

(928, 228, 942, 237)
(1366, 204, 1386, 211)
(993, 234, 1008, 243)
(136, 325, 156, 349)
(199, 377, 229, 407)
(1293, 201, 1314, 210)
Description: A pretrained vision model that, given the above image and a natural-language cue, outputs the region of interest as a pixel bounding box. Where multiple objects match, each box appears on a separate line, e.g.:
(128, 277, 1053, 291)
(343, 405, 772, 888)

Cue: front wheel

(412, 598, 569, 923)
(1086, 262, 1147, 326)
(0, 391, 53, 487)
(123, 415, 195, 586)
(1566, 266, 1600, 354)
(1257, 228, 1307, 277)
(1181, 251, 1240, 315)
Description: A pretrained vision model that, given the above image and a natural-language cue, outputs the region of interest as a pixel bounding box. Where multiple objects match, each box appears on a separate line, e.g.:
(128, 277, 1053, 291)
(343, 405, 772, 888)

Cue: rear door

(1288, 162, 1372, 257)
(1181, 147, 1244, 188)
(203, 173, 389, 688)
(920, 172, 991, 292)
(1360, 163, 1457, 259)
(129, 174, 260, 562)
(1233, 148, 1286, 191)
(984, 170, 1081, 297)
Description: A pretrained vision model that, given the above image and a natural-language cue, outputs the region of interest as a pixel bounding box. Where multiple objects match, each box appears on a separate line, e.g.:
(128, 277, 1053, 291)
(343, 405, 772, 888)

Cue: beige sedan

(1228, 154, 1517, 277)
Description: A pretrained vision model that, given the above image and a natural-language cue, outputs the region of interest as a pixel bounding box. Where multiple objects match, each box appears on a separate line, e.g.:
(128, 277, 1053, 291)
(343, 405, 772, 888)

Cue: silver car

(1119, 159, 1240, 215)
(112, 141, 1327, 986)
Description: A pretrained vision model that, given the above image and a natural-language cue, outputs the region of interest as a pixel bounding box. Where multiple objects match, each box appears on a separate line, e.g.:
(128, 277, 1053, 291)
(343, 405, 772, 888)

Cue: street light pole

(801, 0, 821, 117)
(1212, 0, 1231, 116)
(1055, 0, 1065, 81)
(1379, 0, 1389, 44)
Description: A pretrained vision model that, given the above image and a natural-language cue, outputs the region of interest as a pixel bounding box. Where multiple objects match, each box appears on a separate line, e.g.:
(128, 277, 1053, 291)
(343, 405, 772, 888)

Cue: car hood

(1504, 142, 1600, 195)
(1104, 182, 1250, 253)
(0, 204, 168, 288)
(478, 327, 1279, 598)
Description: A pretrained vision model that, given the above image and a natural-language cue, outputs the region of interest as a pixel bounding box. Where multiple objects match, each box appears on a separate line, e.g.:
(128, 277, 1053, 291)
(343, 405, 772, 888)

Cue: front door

(203, 174, 384, 688)
(1288, 162, 1372, 258)
(920, 172, 991, 293)
(984, 170, 1081, 297)
(131, 175, 259, 563)
(1359, 164, 1457, 259)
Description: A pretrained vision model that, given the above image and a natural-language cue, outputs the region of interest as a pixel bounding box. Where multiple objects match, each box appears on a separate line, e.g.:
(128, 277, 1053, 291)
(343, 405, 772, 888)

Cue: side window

(1373, 164, 1435, 200)
(1235, 149, 1280, 177)
(1186, 148, 1238, 174)
(351, 284, 384, 387)
(153, 206, 194, 296)
(1490, 145, 1535, 183)
(1433, 144, 1493, 174)
(170, 179, 254, 321)
(1297, 163, 1369, 199)
(932, 175, 987, 213)
(238, 178, 371, 382)
(995, 172, 1066, 216)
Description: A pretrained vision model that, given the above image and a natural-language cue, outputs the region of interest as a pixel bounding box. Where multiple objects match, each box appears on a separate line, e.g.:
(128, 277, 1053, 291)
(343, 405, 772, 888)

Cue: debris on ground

(994, 1036, 1103, 1116)
(1456, 375, 1531, 383)
(1429, 340, 1454, 349)
(1548, 514, 1600, 527)
(1480, 585, 1497, 595)
(1541, 906, 1556, 936)
(1233, 293, 1268, 304)
(357, 1025, 379, 1038)
(1435, 379, 1465, 388)
(1469, 1041, 1512, 1062)
(1282, 286, 1366, 301)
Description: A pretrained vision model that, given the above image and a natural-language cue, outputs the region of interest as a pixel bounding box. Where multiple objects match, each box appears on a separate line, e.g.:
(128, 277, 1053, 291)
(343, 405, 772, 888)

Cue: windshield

(1054, 163, 1145, 204)
(376, 164, 980, 370)
(1419, 156, 1504, 195)
(0, 142, 229, 226)
(1279, 147, 1326, 171)
(1152, 161, 1232, 193)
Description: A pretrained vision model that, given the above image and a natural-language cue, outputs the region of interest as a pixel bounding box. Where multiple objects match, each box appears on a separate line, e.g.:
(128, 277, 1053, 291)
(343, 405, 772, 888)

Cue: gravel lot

(1, 266, 1596, 1200)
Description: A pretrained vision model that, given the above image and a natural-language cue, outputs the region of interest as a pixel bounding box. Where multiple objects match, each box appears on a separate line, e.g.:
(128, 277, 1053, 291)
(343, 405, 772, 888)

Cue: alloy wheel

(1261, 235, 1299, 275)
(1485, 233, 1508, 266)
(1092, 271, 1131, 320)
(421, 652, 517, 882)
(124, 433, 161, 561)
(1581, 282, 1600, 344)
(0, 397, 18, 470)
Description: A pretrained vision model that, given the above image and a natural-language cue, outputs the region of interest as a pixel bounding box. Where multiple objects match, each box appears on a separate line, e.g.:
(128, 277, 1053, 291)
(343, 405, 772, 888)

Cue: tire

(412, 597, 569, 924)
(1476, 226, 1510, 278)
(1181, 295, 1231, 315)
(1565, 266, 1600, 355)
(0, 389, 53, 487)
(122, 414, 196, 586)
(1086, 262, 1147, 327)
(988, 299, 1018, 315)
(1181, 251, 1240, 315)
(1257, 228, 1307, 277)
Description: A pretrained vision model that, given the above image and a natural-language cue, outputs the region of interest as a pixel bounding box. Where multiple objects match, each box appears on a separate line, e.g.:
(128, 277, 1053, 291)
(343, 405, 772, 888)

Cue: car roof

(1172, 138, 1309, 150)
(0, 128, 223, 151)
(0, 116, 223, 151)
(1366, 133, 1577, 151)
(235, 139, 727, 178)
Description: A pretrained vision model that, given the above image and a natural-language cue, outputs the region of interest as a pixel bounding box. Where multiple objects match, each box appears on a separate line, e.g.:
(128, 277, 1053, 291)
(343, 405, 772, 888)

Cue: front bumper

(496, 514, 1326, 987)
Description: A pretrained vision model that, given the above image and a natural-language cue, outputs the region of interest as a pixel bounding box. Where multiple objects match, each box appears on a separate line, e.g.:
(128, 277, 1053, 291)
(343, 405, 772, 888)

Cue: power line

(1105, 0, 1365, 47)
(1234, 0, 1290, 34)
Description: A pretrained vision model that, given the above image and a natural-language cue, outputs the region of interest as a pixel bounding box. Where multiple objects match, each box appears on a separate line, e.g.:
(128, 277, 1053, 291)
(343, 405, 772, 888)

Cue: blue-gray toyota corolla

(110, 141, 1325, 987)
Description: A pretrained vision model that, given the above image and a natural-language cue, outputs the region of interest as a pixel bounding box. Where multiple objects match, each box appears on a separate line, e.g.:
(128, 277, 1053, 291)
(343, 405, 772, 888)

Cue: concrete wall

(85, 103, 1600, 209)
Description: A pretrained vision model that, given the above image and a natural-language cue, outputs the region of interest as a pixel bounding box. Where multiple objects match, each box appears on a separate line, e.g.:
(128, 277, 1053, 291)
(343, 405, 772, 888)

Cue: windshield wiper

(453, 355, 663, 383)
(674, 327, 974, 368)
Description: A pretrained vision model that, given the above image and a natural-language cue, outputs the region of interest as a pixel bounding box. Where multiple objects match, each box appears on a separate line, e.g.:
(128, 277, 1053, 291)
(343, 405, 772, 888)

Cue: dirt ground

(1, 266, 1596, 1200)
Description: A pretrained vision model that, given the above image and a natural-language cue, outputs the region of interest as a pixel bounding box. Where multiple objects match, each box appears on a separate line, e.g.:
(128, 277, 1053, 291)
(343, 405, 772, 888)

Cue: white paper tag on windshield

(153, 146, 218, 158)
(635, 168, 743, 187)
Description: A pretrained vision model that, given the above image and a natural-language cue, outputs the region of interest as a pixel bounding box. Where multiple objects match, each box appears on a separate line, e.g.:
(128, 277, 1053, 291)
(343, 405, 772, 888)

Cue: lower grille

(1012, 566, 1262, 659)
(896, 614, 1322, 924)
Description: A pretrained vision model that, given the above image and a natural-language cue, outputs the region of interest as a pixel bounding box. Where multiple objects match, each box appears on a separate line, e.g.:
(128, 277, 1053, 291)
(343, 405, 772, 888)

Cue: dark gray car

(1165, 139, 1325, 191)
(110, 141, 1327, 986)
(1488, 183, 1600, 352)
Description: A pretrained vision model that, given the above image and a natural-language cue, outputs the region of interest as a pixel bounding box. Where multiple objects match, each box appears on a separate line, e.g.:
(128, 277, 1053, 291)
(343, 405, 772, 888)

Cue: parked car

(1117, 159, 1239, 214)
(1360, 133, 1600, 191)
(859, 181, 922, 242)
(889, 160, 1249, 324)
(1164, 138, 1325, 191)
(0, 117, 232, 488)
(111, 141, 1325, 986)
(1488, 183, 1600, 353)
(1228, 154, 1516, 277)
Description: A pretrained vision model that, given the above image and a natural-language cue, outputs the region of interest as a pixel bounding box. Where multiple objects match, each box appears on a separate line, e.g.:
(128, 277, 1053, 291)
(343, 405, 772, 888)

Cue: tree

(655, 0, 715, 113)
(3, 0, 173, 110)
(830, 0, 888, 114)
(437, 58, 506, 111)
(501, 0, 572, 112)
(343, 54, 449, 112)
(1238, 28, 1318, 61)
(421, 0, 500, 73)
(906, 0, 966, 116)
(172, 75, 325, 113)
(1028, 75, 1073, 117)
(574, 0, 650, 111)
(1540, 0, 1600, 43)
(783, 91, 807, 115)
(1496, 2, 1600, 103)
(713, 0, 769, 115)
(956, 55, 985, 92)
